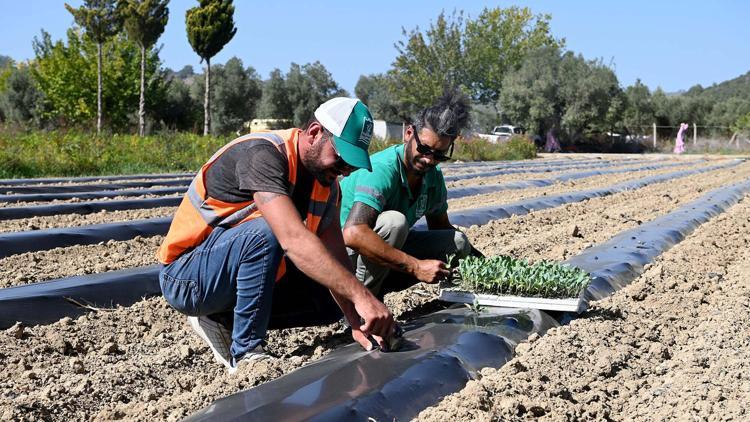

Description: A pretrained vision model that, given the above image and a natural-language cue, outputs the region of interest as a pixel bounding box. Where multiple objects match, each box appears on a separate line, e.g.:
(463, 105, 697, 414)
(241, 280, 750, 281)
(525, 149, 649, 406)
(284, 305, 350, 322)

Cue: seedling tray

(439, 285, 588, 313)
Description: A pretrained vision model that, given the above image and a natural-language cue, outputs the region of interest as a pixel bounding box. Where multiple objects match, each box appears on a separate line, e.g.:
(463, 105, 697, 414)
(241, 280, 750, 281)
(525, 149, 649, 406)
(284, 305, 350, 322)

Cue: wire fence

(628, 124, 750, 154)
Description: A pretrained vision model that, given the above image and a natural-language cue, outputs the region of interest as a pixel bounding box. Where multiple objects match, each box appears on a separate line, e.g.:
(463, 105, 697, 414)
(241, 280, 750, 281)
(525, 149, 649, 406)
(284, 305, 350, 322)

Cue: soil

(416, 186, 750, 421)
(1, 156, 748, 420)
(0, 236, 164, 288)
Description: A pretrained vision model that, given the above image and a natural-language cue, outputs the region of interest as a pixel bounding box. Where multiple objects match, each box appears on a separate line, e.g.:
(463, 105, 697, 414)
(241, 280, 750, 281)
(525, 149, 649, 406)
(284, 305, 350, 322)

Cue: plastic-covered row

(442, 158, 659, 182)
(447, 159, 704, 199)
(2, 160, 723, 257)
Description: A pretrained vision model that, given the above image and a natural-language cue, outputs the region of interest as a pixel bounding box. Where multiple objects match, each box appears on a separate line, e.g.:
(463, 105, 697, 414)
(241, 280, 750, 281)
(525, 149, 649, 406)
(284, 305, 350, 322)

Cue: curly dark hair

(412, 89, 471, 139)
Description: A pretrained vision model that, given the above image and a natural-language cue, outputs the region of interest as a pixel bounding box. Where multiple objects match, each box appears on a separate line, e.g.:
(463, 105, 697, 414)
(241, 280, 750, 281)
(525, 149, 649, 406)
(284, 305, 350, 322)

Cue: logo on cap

(359, 117, 373, 147)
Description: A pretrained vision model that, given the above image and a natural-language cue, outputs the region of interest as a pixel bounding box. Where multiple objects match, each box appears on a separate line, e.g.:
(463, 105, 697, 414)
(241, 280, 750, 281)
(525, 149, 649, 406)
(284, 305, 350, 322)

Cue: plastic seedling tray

(439, 282, 588, 313)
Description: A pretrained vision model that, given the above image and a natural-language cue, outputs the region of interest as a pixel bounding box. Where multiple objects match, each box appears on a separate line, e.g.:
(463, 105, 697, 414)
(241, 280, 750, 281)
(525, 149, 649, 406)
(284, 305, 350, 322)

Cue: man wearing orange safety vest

(157, 98, 395, 373)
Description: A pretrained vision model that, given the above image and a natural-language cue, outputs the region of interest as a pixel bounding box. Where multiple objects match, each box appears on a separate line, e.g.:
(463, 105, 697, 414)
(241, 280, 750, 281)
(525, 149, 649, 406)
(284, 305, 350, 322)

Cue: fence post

(653, 123, 657, 149)
(693, 123, 697, 146)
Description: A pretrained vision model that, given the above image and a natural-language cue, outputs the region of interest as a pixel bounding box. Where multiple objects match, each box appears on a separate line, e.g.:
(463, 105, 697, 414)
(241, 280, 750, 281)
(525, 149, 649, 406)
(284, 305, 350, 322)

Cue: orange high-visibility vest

(157, 129, 339, 281)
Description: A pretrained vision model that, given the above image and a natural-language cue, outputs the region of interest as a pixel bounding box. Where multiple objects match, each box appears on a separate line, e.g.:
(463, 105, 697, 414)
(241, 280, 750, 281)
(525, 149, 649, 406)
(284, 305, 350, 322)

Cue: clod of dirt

(5, 322, 24, 339)
(70, 358, 86, 374)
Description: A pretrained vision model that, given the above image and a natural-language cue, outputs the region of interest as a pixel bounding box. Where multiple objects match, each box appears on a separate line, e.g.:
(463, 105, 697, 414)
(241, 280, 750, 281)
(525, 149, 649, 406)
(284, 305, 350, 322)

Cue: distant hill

(684, 71, 750, 101)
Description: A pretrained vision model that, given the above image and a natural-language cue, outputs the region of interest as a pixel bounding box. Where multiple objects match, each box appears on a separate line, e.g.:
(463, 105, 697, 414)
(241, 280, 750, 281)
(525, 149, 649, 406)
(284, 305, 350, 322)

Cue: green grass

(0, 128, 230, 178)
(0, 128, 538, 178)
(454, 255, 591, 299)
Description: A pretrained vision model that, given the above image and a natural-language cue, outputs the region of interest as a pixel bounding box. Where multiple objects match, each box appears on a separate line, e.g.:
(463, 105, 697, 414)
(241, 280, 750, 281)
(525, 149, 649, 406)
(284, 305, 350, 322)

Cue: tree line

(1, 4, 749, 142)
(355, 8, 750, 142)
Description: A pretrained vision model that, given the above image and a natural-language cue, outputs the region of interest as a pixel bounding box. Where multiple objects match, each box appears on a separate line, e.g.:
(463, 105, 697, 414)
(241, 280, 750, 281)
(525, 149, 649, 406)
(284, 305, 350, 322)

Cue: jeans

(347, 210, 472, 300)
(159, 217, 341, 360)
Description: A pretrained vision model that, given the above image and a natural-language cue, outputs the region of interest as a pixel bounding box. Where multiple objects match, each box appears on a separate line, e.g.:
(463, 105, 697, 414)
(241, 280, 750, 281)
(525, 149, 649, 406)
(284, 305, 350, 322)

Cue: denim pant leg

(159, 217, 284, 360)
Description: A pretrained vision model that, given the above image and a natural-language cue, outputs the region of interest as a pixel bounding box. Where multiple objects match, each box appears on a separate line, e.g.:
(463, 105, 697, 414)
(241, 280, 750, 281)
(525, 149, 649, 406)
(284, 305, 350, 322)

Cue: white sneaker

(228, 346, 270, 375)
(188, 315, 233, 369)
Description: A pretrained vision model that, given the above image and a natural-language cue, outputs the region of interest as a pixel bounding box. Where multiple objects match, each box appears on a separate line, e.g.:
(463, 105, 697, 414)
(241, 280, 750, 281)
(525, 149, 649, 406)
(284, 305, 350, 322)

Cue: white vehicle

(492, 125, 525, 140)
(476, 124, 525, 143)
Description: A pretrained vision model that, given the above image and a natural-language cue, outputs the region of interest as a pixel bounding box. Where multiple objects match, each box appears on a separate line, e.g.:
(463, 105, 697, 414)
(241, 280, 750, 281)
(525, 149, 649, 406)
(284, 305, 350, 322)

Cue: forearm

(345, 227, 418, 275)
(283, 228, 369, 301)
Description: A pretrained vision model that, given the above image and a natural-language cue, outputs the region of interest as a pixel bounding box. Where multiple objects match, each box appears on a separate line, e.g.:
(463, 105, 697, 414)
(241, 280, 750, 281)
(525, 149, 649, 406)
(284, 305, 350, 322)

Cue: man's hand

(332, 289, 395, 351)
(351, 290, 394, 349)
(412, 258, 450, 283)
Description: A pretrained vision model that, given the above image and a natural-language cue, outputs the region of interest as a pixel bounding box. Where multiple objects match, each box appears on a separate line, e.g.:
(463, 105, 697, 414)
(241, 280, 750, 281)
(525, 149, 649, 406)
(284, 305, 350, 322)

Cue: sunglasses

(412, 126, 454, 162)
(323, 132, 357, 172)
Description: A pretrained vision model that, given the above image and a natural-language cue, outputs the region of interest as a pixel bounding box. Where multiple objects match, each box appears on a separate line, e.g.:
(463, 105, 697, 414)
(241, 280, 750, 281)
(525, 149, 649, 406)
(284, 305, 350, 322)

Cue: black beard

(302, 139, 334, 186)
(404, 139, 428, 175)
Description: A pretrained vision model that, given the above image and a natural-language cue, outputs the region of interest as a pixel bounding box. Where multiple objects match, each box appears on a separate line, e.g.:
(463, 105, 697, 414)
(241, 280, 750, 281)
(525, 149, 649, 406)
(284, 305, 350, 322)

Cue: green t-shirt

(340, 144, 448, 227)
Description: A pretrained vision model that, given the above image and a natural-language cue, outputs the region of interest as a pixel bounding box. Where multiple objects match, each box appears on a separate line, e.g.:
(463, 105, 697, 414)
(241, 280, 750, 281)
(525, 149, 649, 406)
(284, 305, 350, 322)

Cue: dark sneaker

(188, 315, 233, 369)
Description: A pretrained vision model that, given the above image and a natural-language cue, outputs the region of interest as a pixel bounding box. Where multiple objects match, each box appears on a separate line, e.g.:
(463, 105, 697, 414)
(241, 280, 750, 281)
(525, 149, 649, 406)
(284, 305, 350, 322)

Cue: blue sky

(1, 1, 747, 95)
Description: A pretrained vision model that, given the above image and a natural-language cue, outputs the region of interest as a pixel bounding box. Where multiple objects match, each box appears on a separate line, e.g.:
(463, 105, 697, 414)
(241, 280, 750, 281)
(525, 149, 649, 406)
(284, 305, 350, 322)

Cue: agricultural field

(1, 153, 749, 420)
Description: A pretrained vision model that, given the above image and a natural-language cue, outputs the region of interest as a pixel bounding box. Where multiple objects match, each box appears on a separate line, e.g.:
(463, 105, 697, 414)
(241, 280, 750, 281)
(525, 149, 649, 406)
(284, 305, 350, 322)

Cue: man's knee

(454, 231, 472, 258)
(374, 211, 409, 248)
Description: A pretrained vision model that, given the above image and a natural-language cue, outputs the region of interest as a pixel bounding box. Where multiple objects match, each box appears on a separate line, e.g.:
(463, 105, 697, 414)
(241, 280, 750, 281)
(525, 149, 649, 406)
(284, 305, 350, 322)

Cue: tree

(0, 55, 12, 69)
(118, 0, 169, 136)
(708, 97, 750, 134)
(257, 68, 291, 120)
(355, 73, 402, 122)
(622, 79, 654, 135)
(65, 0, 122, 134)
(730, 111, 750, 146)
(191, 57, 262, 134)
(500, 47, 623, 143)
(157, 76, 200, 131)
(464, 7, 562, 107)
(32, 28, 168, 131)
(0, 64, 43, 125)
(185, 0, 237, 136)
(558, 52, 621, 138)
(285, 61, 348, 127)
(499, 46, 562, 136)
(389, 7, 563, 119)
(390, 11, 466, 116)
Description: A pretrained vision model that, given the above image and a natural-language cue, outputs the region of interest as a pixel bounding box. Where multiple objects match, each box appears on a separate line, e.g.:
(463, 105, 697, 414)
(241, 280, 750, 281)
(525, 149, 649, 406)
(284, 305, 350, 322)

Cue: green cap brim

(334, 136, 372, 171)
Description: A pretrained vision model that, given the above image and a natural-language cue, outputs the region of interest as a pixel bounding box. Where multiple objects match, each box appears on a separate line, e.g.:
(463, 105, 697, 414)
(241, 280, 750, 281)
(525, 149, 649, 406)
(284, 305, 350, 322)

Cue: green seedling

(463, 298, 485, 313)
(455, 255, 591, 299)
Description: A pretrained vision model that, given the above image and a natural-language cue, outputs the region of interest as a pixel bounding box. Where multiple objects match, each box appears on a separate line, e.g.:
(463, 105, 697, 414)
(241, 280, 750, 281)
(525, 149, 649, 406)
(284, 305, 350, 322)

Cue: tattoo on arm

(254, 191, 284, 205)
(344, 202, 379, 229)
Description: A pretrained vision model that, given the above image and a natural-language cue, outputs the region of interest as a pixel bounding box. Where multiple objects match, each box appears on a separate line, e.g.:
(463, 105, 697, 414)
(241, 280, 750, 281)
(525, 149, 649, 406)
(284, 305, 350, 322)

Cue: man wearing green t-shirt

(340, 92, 482, 298)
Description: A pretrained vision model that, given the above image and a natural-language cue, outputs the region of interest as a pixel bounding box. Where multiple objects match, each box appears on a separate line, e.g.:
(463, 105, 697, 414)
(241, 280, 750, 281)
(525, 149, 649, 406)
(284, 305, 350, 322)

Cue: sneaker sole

(188, 316, 233, 369)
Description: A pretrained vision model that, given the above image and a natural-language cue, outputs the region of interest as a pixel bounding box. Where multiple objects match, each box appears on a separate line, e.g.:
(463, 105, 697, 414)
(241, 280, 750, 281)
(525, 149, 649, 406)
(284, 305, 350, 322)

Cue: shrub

(452, 135, 537, 161)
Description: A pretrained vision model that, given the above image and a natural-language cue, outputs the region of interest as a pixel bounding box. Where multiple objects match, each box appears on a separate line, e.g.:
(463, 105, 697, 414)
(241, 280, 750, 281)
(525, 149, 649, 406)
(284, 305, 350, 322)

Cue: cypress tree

(185, 0, 237, 136)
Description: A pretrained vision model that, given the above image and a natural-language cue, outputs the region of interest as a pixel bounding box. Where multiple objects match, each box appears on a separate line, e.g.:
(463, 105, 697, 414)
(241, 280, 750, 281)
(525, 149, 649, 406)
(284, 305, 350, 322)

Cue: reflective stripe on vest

(157, 129, 338, 271)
